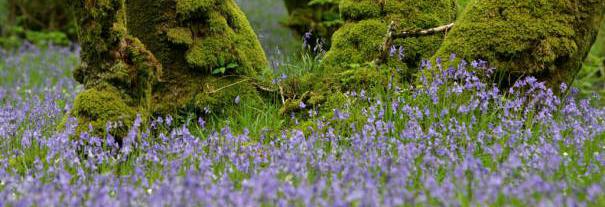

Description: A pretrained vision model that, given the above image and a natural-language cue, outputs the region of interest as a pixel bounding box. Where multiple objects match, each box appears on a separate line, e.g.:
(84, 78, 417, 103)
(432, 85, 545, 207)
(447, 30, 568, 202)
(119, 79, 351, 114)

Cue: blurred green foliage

(577, 21, 605, 100)
(0, 0, 74, 47)
(283, 0, 341, 49)
(0, 0, 6, 26)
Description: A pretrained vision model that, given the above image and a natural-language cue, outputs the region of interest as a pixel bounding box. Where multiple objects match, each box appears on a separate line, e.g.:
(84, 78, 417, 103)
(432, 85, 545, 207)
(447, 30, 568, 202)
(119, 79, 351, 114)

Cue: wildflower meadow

(1, 0, 605, 207)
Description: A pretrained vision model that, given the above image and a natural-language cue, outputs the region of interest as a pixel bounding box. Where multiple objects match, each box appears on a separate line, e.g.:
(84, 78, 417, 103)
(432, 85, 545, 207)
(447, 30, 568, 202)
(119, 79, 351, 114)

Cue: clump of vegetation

(434, 0, 605, 88)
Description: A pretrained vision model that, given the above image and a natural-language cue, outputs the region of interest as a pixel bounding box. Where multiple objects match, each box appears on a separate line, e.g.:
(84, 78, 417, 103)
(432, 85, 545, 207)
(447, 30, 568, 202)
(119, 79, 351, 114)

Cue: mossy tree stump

(434, 0, 605, 88)
(71, 0, 269, 138)
(322, 0, 457, 74)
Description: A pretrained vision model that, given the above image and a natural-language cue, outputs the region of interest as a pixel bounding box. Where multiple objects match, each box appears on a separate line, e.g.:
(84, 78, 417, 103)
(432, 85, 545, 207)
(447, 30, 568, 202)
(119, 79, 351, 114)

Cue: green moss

(322, 20, 386, 67)
(185, 36, 237, 73)
(72, 87, 136, 137)
(176, 0, 215, 16)
(434, 0, 605, 87)
(166, 27, 193, 45)
(156, 0, 268, 75)
(323, 0, 457, 73)
(73, 0, 123, 85)
(339, 0, 382, 20)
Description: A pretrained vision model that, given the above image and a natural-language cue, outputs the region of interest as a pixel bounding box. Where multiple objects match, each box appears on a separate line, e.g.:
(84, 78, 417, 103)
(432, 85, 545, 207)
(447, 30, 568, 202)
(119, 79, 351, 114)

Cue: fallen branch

(392, 23, 455, 39)
(375, 22, 455, 65)
(206, 78, 252, 94)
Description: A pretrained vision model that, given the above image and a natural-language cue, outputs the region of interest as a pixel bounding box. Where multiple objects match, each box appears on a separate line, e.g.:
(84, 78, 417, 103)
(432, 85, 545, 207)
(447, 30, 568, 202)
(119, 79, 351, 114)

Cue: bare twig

(206, 78, 252, 94)
(392, 23, 455, 39)
(375, 22, 455, 65)
(253, 82, 278, 93)
(278, 85, 286, 104)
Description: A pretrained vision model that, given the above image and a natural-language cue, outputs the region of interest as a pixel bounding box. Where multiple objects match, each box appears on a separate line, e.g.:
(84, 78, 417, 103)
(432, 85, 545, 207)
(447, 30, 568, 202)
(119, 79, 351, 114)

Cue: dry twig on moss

(375, 22, 455, 64)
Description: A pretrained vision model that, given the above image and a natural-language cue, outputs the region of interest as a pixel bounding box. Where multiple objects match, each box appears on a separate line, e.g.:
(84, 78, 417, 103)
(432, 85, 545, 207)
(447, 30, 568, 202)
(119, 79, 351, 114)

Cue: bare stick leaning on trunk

(375, 21, 455, 65)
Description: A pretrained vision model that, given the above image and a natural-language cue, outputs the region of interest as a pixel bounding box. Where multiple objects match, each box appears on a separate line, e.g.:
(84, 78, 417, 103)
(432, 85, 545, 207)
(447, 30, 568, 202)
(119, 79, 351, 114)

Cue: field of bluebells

(1, 42, 605, 206)
(1, 2, 605, 207)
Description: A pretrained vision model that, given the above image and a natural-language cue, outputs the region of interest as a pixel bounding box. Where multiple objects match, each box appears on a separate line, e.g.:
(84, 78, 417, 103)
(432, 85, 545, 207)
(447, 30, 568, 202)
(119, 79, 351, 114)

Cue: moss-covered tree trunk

(71, 0, 161, 137)
(434, 0, 605, 88)
(71, 0, 268, 137)
(126, 0, 269, 115)
(322, 0, 457, 74)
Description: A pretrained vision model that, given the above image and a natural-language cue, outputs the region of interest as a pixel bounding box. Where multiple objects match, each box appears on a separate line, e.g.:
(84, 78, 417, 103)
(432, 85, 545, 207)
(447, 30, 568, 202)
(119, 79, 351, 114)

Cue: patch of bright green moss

(72, 87, 137, 137)
(161, 0, 268, 75)
(339, 0, 382, 20)
(166, 28, 193, 45)
(185, 36, 238, 73)
(176, 0, 215, 16)
(322, 20, 386, 68)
